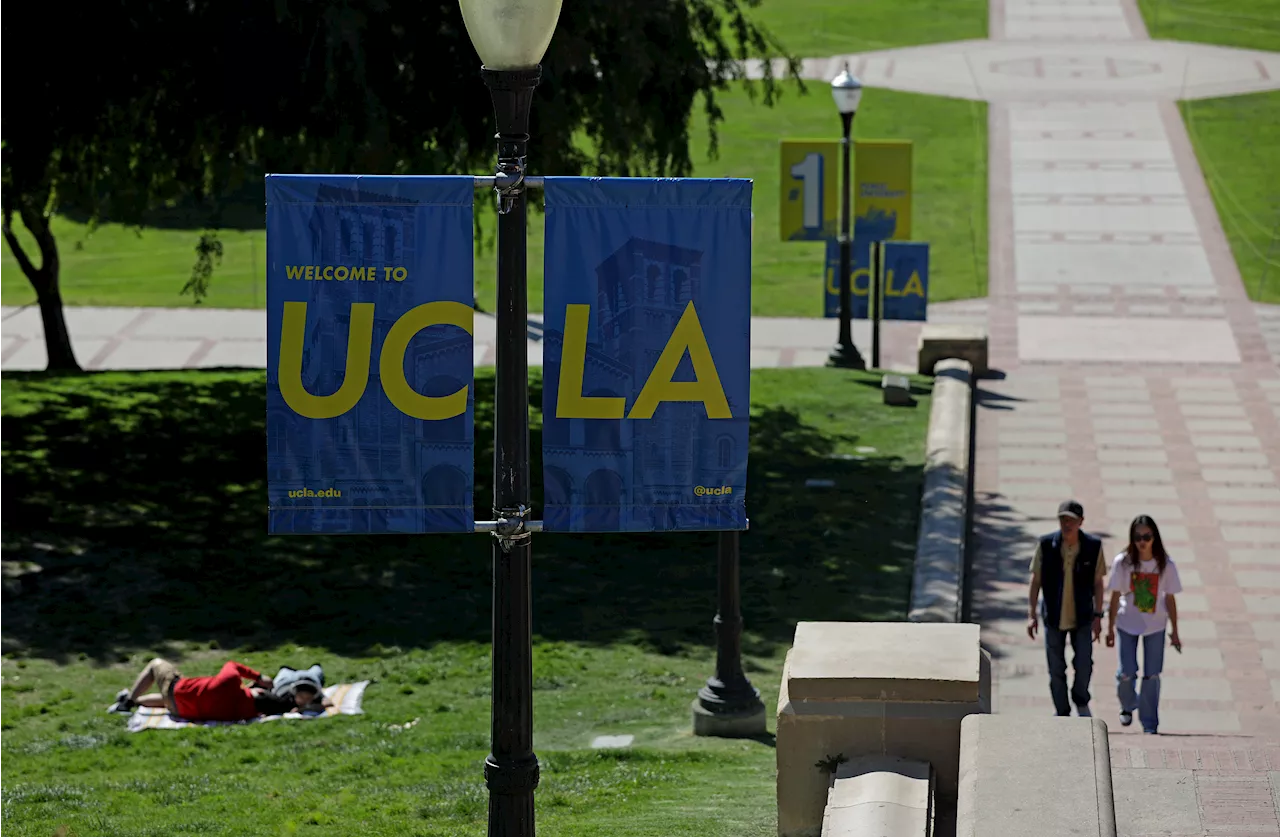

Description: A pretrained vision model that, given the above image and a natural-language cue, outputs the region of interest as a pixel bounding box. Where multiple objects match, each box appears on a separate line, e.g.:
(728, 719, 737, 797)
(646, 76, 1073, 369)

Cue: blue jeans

(1117, 629, 1165, 732)
(1045, 623, 1094, 716)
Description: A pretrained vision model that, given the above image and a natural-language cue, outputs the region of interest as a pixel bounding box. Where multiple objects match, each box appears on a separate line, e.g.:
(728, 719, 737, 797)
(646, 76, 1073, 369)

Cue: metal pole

(871, 240, 883, 369)
(829, 111, 866, 370)
(694, 530, 765, 736)
(481, 64, 541, 837)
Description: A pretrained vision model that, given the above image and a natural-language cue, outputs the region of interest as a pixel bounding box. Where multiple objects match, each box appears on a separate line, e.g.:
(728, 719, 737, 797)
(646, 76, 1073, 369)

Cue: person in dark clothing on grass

(108, 658, 329, 720)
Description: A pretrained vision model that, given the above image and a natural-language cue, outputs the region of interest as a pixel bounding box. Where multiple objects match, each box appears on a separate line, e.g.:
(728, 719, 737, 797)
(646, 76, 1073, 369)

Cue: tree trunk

(34, 281, 80, 372)
(2, 205, 81, 372)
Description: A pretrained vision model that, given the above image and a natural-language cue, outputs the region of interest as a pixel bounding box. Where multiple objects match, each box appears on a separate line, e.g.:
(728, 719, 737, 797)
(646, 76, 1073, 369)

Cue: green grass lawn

(745, 0, 987, 57)
(1179, 91, 1280, 304)
(1139, 0, 1280, 52)
(1, 85, 987, 318)
(1138, 0, 1280, 304)
(1, 367, 932, 836)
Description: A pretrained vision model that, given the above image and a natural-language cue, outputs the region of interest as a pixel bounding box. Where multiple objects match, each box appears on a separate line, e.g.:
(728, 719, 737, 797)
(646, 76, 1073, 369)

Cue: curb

(908, 358, 973, 624)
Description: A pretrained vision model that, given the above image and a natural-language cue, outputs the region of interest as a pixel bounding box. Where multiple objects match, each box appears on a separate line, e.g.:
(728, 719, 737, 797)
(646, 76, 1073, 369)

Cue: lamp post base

(692, 696, 767, 738)
(827, 343, 867, 370)
(693, 678, 767, 738)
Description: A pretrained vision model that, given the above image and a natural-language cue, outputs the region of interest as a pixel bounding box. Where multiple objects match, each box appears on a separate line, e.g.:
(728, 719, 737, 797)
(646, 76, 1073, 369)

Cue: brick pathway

(961, 0, 1280, 834)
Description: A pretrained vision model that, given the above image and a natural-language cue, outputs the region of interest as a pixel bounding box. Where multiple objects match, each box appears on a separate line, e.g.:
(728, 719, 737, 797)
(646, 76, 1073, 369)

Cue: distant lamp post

(827, 63, 866, 370)
(457, 2, 563, 836)
(692, 530, 767, 738)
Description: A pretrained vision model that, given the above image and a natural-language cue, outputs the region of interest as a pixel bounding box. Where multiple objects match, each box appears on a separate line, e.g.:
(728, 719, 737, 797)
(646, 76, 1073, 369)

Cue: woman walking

(1105, 515, 1183, 734)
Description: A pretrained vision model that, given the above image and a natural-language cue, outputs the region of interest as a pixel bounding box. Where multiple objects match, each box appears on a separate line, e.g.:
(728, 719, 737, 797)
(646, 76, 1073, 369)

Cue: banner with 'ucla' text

(541, 178, 751, 533)
(823, 239, 930, 321)
(265, 175, 475, 535)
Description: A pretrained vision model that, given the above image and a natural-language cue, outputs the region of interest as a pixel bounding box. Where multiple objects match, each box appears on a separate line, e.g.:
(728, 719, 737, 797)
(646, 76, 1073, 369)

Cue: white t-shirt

(1106, 553, 1182, 637)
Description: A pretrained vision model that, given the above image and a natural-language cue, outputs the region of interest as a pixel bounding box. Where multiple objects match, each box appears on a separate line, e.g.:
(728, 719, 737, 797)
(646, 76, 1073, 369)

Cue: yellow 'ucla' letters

(278, 301, 474, 420)
(826, 267, 924, 298)
(279, 301, 375, 419)
(556, 305, 626, 419)
(884, 269, 925, 298)
(557, 301, 731, 420)
(379, 302, 474, 419)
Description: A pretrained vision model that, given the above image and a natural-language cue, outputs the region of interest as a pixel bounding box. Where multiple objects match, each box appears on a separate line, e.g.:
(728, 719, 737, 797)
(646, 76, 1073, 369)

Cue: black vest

(1039, 531, 1102, 630)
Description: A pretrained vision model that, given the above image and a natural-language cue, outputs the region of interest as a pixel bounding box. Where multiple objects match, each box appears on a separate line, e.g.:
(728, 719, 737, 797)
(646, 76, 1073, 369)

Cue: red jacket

(172, 661, 261, 721)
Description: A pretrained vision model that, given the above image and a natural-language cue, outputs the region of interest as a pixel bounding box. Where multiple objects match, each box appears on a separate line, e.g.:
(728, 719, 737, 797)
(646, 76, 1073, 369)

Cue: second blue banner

(541, 178, 752, 533)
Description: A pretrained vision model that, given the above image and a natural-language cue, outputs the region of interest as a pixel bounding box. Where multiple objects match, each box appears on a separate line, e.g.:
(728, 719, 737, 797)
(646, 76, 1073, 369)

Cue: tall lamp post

(457, 2, 563, 836)
(827, 63, 866, 370)
(692, 530, 767, 737)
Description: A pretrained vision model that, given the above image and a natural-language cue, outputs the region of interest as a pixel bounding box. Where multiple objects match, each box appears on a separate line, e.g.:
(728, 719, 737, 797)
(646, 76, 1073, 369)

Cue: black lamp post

(457, 2, 562, 835)
(827, 63, 866, 370)
(692, 530, 766, 737)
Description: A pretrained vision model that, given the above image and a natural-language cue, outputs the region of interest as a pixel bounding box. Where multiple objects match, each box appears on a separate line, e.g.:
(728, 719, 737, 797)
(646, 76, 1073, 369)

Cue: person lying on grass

(108, 658, 332, 721)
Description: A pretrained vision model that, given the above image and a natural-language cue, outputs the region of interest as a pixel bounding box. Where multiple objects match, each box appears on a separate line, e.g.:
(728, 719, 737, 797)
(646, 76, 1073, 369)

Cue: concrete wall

(776, 622, 991, 837)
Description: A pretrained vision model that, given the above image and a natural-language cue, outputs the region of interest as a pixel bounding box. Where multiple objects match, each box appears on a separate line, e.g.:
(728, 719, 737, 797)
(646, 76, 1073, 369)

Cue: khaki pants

(147, 658, 183, 714)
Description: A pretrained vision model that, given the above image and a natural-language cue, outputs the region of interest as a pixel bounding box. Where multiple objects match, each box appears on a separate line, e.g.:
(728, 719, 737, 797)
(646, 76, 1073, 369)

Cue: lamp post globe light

(827, 63, 867, 370)
(457, 2, 562, 835)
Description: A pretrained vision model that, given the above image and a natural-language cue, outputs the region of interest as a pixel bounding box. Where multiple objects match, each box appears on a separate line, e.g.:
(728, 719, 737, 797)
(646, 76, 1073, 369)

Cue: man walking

(1027, 500, 1106, 717)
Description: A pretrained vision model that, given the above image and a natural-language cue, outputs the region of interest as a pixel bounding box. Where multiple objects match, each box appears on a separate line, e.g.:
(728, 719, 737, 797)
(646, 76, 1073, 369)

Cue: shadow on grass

(2, 369, 924, 663)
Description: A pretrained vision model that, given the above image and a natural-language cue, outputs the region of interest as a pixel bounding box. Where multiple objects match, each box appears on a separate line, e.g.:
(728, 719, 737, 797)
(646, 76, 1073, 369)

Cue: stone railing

(956, 714, 1118, 837)
(821, 756, 935, 836)
(908, 358, 973, 624)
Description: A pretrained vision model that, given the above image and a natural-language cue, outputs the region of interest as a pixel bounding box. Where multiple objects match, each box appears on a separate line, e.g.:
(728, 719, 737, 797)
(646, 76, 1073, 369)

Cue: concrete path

(0, 301, 988, 373)
(937, 1, 1280, 834)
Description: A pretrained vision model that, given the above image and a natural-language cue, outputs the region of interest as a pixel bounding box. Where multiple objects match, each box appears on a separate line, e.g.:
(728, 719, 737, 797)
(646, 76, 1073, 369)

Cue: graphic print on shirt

(1131, 572, 1160, 613)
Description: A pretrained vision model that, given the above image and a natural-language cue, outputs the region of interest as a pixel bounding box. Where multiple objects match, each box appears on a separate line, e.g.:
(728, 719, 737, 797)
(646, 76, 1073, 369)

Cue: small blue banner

(265, 175, 475, 535)
(541, 178, 751, 533)
(882, 241, 929, 322)
(822, 238, 873, 320)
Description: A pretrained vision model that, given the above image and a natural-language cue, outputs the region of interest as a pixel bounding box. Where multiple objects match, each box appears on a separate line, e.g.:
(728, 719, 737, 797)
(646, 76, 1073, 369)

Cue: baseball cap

(1057, 500, 1084, 520)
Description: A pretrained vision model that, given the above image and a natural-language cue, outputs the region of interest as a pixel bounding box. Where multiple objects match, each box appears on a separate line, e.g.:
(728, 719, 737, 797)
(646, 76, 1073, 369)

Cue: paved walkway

(0, 302, 989, 373)
(922, 1, 1280, 835)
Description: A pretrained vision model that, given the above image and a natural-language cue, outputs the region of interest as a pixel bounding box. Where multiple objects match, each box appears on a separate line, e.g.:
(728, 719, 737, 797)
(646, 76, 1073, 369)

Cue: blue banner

(822, 238, 872, 319)
(265, 175, 475, 535)
(882, 241, 929, 322)
(824, 239, 930, 321)
(541, 178, 751, 533)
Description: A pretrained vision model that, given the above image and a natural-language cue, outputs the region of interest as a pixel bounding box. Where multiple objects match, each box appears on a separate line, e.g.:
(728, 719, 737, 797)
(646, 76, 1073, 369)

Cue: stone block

(918, 324, 989, 377)
(882, 374, 915, 406)
(956, 715, 1116, 837)
(777, 622, 990, 837)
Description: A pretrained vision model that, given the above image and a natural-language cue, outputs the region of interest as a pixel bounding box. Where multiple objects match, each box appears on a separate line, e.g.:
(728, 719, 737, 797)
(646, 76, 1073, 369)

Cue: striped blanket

(126, 680, 369, 732)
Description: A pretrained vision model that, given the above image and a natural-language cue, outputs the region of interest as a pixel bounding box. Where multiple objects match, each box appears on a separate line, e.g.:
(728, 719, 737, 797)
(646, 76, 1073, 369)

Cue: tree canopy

(2, 0, 797, 370)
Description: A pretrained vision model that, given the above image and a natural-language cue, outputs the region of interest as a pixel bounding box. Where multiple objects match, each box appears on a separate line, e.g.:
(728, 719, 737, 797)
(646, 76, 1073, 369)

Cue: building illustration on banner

(266, 182, 473, 534)
(542, 237, 748, 532)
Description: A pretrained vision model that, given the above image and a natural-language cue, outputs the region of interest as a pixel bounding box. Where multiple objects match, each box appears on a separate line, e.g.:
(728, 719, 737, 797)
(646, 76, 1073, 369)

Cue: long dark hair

(1125, 515, 1168, 574)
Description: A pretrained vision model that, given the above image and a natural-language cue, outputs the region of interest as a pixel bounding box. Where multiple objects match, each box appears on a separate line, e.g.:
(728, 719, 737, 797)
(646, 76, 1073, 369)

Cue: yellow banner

(779, 140, 838, 242)
(853, 140, 912, 242)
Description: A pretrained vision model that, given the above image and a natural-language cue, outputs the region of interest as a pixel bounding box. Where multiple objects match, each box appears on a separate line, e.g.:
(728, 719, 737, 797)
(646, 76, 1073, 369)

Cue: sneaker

(106, 689, 135, 714)
(1077, 705, 1092, 718)
(1143, 728, 1158, 735)
(1120, 711, 1133, 727)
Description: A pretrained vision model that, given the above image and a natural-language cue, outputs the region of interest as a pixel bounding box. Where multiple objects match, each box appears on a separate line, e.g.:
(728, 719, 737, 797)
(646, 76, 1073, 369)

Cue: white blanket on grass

(126, 681, 369, 732)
